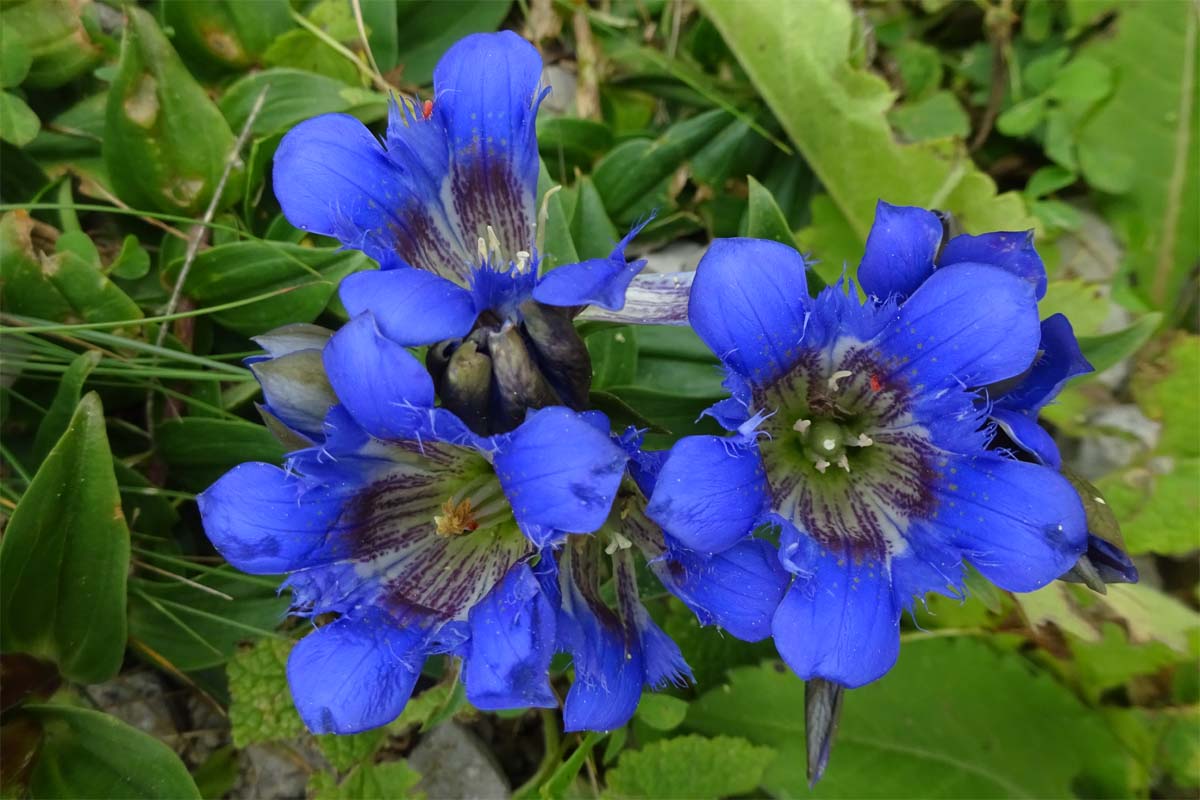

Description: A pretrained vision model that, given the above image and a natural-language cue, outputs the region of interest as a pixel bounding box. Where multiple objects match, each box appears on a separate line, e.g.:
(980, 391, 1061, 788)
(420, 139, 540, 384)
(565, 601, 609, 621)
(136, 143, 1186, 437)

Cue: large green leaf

(23, 705, 200, 799)
(218, 68, 387, 137)
(686, 639, 1129, 798)
(1076, 1, 1199, 309)
(605, 735, 776, 800)
(104, 6, 241, 216)
(0, 393, 129, 685)
(170, 241, 369, 336)
(390, 1, 513, 85)
(696, 0, 1031, 273)
(156, 417, 286, 491)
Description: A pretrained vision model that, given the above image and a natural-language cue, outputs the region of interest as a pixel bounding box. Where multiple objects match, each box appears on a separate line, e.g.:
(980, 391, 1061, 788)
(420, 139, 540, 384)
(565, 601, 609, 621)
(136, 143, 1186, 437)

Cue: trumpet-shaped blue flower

(646, 227, 1091, 689)
(200, 312, 633, 733)
(272, 31, 691, 349)
(859, 201, 1136, 586)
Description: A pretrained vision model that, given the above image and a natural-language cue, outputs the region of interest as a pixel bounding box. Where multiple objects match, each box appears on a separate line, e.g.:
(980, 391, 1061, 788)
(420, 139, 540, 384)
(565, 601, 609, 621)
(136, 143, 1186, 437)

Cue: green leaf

(537, 116, 614, 173)
(0, 393, 129, 685)
(1075, 313, 1163, 374)
(391, 0, 513, 85)
(155, 418, 286, 492)
(0, 213, 142, 326)
(219, 68, 387, 137)
(997, 95, 1048, 137)
(109, 233, 152, 280)
(687, 639, 1129, 798)
(24, 705, 199, 799)
(0, 91, 40, 146)
(317, 728, 388, 773)
(1025, 165, 1077, 199)
(227, 637, 305, 746)
(570, 176, 620, 260)
(697, 0, 1031, 273)
(634, 694, 688, 732)
(105, 6, 242, 215)
(170, 241, 370, 336)
(1068, 623, 1184, 703)
(1076, 0, 1199, 308)
(0, 31, 32, 88)
(128, 567, 290, 672)
(537, 161, 579, 270)
(1094, 583, 1200, 655)
(1039, 278, 1112, 337)
(587, 326, 638, 389)
(745, 175, 797, 248)
(163, 0, 294, 72)
(31, 350, 101, 466)
(605, 735, 776, 800)
(592, 109, 733, 223)
(0, 0, 102, 89)
(309, 760, 424, 800)
(889, 90, 970, 142)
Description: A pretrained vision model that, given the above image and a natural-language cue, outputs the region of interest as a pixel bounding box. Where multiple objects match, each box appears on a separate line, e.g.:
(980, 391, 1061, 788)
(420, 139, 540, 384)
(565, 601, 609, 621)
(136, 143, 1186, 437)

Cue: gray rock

(409, 722, 510, 800)
(88, 671, 178, 744)
(1071, 404, 1161, 479)
(641, 240, 706, 274)
(231, 742, 321, 800)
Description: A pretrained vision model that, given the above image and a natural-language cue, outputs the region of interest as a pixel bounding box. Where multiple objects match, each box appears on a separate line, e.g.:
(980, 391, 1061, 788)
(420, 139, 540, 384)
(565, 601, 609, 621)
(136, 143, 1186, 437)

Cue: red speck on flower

(869, 374, 883, 392)
(422, 99, 434, 120)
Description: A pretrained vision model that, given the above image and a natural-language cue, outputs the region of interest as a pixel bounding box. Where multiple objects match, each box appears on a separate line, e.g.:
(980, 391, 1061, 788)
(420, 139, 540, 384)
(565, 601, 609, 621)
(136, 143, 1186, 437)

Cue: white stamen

(792, 418, 812, 433)
(827, 370, 853, 390)
(487, 225, 501, 257)
(604, 531, 633, 555)
(476, 236, 488, 263)
(837, 454, 851, 472)
(821, 438, 837, 451)
(853, 433, 874, 447)
(1094, 496, 1106, 505)
(514, 250, 530, 273)
(814, 458, 830, 474)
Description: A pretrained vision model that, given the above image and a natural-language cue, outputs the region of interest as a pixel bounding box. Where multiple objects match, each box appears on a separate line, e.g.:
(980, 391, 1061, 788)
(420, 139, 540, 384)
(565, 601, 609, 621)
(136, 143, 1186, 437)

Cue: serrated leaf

(317, 728, 388, 773)
(23, 705, 200, 799)
(697, 0, 1032, 274)
(605, 735, 776, 800)
(309, 760, 424, 800)
(227, 637, 304, 746)
(686, 639, 1129, 798)
(104, 6, 242, 215)
(0, 393, 129, 685)
(1076, 0, 1199, 308)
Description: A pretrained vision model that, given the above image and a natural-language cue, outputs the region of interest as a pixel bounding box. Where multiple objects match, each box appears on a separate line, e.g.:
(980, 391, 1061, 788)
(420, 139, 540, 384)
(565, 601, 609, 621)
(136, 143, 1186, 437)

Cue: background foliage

(0, 0, 1196, 798)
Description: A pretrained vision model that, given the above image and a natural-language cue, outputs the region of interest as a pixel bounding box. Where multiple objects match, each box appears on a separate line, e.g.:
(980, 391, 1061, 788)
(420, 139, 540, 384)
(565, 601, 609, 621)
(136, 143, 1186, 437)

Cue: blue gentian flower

(645, 228, 1091, 690)
(200, 312, 633, 733)
(858, 201, 1137, 587)
(272, 31, 691, 351)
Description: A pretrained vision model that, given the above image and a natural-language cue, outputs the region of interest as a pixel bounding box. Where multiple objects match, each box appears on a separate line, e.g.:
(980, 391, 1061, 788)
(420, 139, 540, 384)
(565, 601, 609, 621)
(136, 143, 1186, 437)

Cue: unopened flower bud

(519, 300, 591, 410)
(488, 324, 559, 432)
(439, 340, 492, 436)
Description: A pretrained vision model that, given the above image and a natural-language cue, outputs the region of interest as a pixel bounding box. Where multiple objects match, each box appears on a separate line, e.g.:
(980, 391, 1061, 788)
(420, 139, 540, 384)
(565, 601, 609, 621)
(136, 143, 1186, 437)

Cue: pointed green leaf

(23, 705, 199, 799)
(0, 393, 130, 684)
(31, 350, 101, 466)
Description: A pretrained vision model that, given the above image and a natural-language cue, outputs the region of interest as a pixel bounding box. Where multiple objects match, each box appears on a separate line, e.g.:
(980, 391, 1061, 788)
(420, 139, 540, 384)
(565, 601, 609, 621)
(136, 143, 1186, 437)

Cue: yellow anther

(434, 498, 478, 537)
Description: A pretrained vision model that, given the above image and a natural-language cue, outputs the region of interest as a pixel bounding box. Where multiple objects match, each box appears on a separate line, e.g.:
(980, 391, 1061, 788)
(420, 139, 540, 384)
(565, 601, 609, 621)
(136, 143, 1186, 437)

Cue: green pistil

(792, 416, 874, 474)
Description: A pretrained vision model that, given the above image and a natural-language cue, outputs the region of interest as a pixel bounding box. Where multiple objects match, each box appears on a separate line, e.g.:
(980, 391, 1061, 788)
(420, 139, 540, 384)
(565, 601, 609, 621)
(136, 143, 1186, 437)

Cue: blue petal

(272, 114, 418, 270)
(532, 218, 652, 310)
(339, 268, 477, 347)
(940, 229, 1047, 299)
(930, 456, 1087, 592)
(879, 264, 1041, 390)
(322, 313, 436, 440)
(495, 407, 627, 536)
(576, 272, 694, 326)
(771, 543, 901, 688)
(646, 435, 768, 554)
(433, 32, 545, 260)
(653, 539, 789, 641)
(287, 612, 425, 734)
(633, 603, 692, 689)
(996, 314, 1093, 413)
(558, 572, 643, 732)
(688, 238, 812, 384)
(464, 563, 558, 710)
(198, 463, 343, 574)
(857, 201, 942, 302)
(991, 407, 1062, 469)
